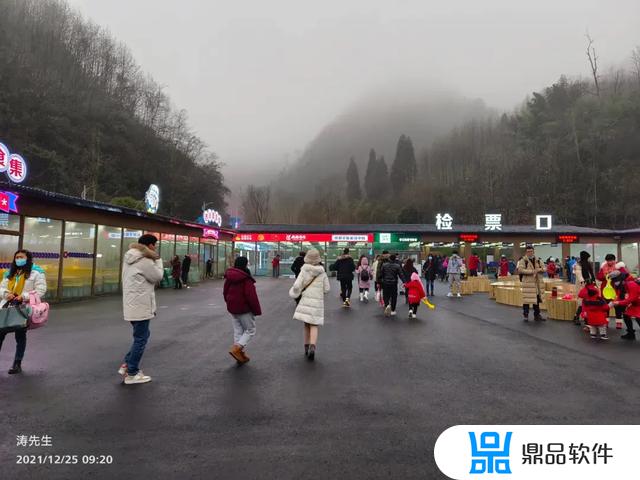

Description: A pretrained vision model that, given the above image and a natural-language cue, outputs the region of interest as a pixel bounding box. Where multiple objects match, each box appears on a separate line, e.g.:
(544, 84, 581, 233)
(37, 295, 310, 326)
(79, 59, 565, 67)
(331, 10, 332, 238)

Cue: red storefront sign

(556, 234, 580, 244)
(459, 234, 479, 243)
(203, 228, 220, 239)
(234, 233, 374, 243)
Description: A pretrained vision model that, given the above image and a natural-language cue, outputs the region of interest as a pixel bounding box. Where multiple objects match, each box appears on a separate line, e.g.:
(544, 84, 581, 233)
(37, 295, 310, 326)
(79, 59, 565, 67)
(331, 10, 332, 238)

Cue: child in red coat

(404, 272, 427, 319)
(578, 282, 609, 340)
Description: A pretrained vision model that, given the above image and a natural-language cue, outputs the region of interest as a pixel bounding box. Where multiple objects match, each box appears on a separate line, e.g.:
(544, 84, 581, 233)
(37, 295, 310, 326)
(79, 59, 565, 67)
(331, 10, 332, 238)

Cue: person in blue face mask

(0, 250, 47, 374)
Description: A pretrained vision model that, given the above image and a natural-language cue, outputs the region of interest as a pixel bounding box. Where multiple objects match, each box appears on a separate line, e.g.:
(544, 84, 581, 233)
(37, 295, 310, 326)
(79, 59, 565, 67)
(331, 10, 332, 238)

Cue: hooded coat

(578, 284, 609, 326)
(516, 256, 545, 305)
(404, 272, 427, 304)
(289, 263, 330, 325)
(446, 254, 463, 274)
(122, 243, 164, 321)
(223, 267, 262, 316)
(499, 259, 510, 277)
(356, 257, 372, 289)
(616, 276, 640, 318)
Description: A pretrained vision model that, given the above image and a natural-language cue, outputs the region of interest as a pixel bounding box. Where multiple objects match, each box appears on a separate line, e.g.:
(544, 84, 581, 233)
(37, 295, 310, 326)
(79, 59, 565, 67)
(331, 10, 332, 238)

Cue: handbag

(0, 302, 30, 333)
(295, 275, 317, 305)
(27, 291, 49, 329)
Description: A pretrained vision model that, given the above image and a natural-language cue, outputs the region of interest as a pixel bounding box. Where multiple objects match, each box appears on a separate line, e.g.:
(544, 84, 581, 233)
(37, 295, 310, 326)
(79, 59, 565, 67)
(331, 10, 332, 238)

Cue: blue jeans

(124, 320, 150, 375)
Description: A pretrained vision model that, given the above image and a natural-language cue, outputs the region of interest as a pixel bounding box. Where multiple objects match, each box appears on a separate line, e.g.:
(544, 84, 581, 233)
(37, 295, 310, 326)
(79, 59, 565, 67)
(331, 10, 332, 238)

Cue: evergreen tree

(346, 156, 362, 201)
(390, 135, 417, 195)
(364, 148, 377, 199)
(376, 156, 390, 199)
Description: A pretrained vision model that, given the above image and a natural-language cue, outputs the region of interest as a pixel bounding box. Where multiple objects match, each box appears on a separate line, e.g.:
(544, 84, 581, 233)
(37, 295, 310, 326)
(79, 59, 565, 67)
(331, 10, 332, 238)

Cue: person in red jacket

(468, 252, 480, 277)
(271, 254, 281, 278)
(404, 272, 427, 319)
(223, 256, 262, 364)
(578, 282, 610, 340)
(498, 255, 509, 277)
(610, 270, 640, 341)
(597, 255, 623, 329)
(546, 259, 557, 279)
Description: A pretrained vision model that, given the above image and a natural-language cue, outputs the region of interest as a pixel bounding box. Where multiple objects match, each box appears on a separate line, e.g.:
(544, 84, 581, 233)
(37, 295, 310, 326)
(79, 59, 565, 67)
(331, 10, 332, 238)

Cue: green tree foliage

(346, 156, 362, 201)
(390, 135, 417, 194)
(0, 0, 229, 220)
(363, 149, 378, 199)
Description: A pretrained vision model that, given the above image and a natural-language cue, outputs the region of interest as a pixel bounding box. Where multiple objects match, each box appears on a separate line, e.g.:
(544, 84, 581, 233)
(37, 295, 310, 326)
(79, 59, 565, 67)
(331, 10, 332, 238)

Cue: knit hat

(304, 248, 321, 265)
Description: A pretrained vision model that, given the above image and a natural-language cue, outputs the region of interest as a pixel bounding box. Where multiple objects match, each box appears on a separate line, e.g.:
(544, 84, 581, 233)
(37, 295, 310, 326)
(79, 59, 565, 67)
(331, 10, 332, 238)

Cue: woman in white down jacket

(289, 249, 330, 361)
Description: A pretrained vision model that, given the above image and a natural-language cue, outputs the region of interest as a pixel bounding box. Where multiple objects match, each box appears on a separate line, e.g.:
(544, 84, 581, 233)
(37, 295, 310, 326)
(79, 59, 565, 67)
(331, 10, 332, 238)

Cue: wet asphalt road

(1, 277, 640, 480)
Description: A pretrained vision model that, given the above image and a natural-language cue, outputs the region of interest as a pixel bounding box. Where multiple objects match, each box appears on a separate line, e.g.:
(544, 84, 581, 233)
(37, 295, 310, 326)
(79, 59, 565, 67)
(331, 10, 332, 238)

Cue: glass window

(0, 233, 19, 275)
(234, 241, 257, 274)
(621, 243, 639, 275)
(217, 241, 226, 275)
(201, 239, 216, 279)
(62, 222, 96, 298)
(23, 217, 63, 299)
(0, 213, 20, 232)
(176, 235, 189, 258)
(188, 236, 200, 283)
(95, 226, 122, 294)
(279, 241, 300, 276)
(256, 241, 279, 276)
(160, 233, 175, 267)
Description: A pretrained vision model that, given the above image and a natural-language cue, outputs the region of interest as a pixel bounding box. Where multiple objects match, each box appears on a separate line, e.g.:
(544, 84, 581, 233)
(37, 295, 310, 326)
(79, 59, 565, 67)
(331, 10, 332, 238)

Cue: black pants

(470, 270, 478, 277)
(339, 278, 353, 301)
(409, 303, 420, 314)
(181, 270, 189, 285)
(523, 296, 541, 317)
(614, 305, 625, 319)
(623, 315, 640, 334)
(382, 283, 398, 311)
(425, 279, 435, 296)
(272, 266, 280, 277)
(0, 327, 27, 362)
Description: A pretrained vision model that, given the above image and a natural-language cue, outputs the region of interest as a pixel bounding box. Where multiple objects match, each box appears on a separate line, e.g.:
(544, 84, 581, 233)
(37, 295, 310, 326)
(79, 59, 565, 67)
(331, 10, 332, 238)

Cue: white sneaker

(364, 291, 369, 301)
(118, 363, 127, 376)
(384, 305, 391, 316)
(124, 371, 152, 385)
(457, 293, 462, 298)
(391, 311, 397, 316)
(447, 292, 453, 297)
(359, 293, 364, 302)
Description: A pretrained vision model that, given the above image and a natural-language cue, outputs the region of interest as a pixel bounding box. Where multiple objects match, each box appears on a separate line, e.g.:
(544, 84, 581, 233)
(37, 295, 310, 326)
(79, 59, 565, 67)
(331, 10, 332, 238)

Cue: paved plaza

(2, 277, 640, 479)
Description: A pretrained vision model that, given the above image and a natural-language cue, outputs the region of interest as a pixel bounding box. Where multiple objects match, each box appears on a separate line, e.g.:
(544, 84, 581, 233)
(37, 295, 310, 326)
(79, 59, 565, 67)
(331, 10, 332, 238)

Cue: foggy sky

(67, 0, 639, 191)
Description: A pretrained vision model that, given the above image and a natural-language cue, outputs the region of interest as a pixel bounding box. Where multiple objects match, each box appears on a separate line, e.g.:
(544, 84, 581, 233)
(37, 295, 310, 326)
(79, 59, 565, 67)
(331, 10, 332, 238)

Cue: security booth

(0, 182, 235, 301)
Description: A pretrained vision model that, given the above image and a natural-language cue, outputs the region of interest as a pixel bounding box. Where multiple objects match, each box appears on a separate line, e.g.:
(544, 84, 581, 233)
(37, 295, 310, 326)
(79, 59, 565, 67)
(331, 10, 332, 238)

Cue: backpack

(27, 291, 49, 329)
(360, 268, 370, 282)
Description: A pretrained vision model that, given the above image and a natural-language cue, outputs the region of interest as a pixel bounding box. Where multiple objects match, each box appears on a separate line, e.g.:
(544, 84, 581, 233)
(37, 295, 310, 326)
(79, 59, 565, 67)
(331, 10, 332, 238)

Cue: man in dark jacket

(381, 254, 402, 316)
(181, 254, 192, 288)
(291, 252, 306, 278)
(223, 256, 262, 364)
(422, 255, 437, 296)
(332, 248, 356, 307)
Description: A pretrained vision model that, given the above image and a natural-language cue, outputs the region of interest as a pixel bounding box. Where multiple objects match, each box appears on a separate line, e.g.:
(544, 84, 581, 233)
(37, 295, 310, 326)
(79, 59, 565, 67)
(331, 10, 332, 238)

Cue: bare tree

(241, 185, 271, 224)
(585, 33, 601, 97)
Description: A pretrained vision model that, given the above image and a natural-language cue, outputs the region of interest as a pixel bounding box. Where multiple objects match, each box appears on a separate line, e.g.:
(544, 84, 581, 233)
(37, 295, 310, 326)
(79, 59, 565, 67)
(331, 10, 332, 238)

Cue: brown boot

(229, 344, 245, 363)
(239, 349, 250, 363)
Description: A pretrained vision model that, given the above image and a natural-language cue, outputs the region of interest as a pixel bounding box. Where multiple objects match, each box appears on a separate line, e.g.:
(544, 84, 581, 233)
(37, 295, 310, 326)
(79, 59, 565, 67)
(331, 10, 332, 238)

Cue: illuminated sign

(484, 213, 502, 231)
(0, 191, 19, 213)
(203, 209, 222, 227)
(459, 234, 479, 243)
(234, 233, 374, 243)
(379, 233, 392, 243)
(398, 237, 419, 243)
(536, 215, 552, 230)
(203, 228, 219, 239)
(0, 142, 28, 183)
(436, 213, 453, 230)
(556, 234, 579, 244)
(145, 184, 160, 214)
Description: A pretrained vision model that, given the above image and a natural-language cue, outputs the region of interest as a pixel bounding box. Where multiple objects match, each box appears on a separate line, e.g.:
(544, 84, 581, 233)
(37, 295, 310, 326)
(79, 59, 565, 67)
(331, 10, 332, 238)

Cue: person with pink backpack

(0, 249, 47, 374)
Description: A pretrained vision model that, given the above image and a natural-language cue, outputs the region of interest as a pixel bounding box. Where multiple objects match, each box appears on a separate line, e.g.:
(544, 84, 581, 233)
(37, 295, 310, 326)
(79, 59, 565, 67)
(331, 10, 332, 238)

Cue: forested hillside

(0, 0, 228, 219)
(264, 48, 640, 228)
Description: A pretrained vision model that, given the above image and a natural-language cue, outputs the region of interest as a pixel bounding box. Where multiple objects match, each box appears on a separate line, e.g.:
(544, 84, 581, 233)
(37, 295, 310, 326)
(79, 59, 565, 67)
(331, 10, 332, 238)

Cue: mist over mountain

(274, 88, 493, 195)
